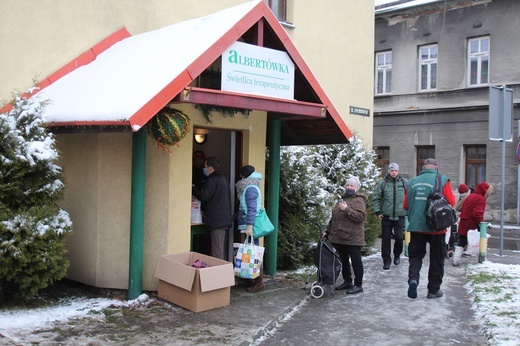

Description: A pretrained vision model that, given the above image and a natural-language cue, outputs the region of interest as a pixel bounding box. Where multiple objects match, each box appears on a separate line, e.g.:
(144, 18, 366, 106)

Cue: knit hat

(346, 176, 361, 192)
(458, 184, 469, 194)
(240, 165, 255, 178)
(423, 158, 438, 166)
(388, 162, 399, 171)
(193, 150, 206, 160)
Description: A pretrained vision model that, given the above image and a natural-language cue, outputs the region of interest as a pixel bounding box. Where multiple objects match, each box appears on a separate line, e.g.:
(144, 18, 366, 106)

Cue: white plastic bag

(191, 196, 202, 224)
(445, 226, 452, 245)
(467, 229, 491, 255)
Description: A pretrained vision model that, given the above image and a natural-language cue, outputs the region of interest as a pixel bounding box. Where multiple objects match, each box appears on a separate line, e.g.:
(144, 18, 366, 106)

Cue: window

(419, 44, 438, 91)
(374, 146, 390, 174)
(468, 37, 490, 86)
(375, 51, 392, 95)
(465, 145, 486, 188)
(416, 146, 435, 176)
(264, 0, 286, 22)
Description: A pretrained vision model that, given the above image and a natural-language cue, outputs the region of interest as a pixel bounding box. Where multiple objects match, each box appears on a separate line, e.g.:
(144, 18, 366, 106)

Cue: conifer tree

(0, 89, 72, 301)
(278, 134, 381, 269)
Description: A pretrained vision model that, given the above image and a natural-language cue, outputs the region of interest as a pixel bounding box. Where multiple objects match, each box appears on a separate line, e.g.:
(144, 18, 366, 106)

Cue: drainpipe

(128, 127, 147, 300)
(265, 119, 281, 276)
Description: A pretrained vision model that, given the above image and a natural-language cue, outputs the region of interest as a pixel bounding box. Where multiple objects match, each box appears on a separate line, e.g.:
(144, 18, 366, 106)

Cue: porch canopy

(27, 0, 352, 146)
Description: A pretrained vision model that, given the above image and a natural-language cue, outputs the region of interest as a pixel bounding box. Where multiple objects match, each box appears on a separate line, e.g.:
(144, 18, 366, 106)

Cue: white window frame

(263, 0, 286, 22)
(467, 36, 490, 87)
(375, 51, 392, 95)
(419, 44, 438, 91)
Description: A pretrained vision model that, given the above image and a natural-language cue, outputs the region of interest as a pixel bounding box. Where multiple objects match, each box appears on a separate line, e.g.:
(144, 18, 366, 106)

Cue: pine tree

(0, 89, 73, 301)
(278, 134, 381, 269)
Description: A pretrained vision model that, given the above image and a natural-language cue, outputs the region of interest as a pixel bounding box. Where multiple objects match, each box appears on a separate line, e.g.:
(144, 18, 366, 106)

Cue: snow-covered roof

(25, 0, 351, 141)
(38, 1, 262, 131)
(375, 0, 445, 14)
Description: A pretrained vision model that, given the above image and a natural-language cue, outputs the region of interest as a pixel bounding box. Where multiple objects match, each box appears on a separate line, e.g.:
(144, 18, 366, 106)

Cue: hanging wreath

(148, 108, 190, 150)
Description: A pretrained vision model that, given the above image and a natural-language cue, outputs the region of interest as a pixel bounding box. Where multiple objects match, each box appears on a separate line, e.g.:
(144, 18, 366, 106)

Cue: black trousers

(408, 232, 447, 294)
(381, 216, 405, 263)
(332, 243, 364, 287)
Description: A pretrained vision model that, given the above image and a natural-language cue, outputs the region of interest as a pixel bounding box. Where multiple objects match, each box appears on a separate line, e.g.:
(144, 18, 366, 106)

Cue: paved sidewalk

(246, 245, 520, 345)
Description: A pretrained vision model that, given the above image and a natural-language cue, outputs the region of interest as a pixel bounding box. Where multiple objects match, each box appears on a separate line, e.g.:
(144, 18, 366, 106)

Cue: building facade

(1, 0, 374, 293)
(374, 0, 520, 222)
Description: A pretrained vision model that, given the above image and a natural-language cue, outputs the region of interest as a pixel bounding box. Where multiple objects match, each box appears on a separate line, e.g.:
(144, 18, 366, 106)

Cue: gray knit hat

(345, 176, 361, 192)
(388, 162, 399, 171)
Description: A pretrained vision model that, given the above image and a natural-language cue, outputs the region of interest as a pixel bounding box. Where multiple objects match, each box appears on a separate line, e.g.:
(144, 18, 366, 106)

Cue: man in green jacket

(404, 158, 455, 299)
(373, 163, 407, 270)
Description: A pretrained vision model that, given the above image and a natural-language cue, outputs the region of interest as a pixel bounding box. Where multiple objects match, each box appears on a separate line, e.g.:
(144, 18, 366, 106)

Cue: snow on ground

(0, 294, 149, 342)
(0, 262, 519, 345)
(465, 261, 520, 346)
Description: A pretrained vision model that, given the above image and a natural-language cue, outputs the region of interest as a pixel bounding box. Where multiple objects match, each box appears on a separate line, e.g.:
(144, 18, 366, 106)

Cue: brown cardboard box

(155, 252, 235, 313)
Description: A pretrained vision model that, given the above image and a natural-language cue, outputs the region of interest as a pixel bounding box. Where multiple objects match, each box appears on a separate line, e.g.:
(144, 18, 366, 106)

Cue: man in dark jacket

(404, 158, 455, 299)
(192, 156, 232, 260)
(373, 162, 407, 270)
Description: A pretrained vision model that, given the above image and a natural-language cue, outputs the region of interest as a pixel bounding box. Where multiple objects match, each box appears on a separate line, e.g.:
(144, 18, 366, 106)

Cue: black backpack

(425, 174, 457, 231)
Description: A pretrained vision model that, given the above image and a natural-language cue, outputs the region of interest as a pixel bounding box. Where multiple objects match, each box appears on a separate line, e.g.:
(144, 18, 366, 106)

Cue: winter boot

(452, 246, 464, 266)
(247, 271, 265, 293)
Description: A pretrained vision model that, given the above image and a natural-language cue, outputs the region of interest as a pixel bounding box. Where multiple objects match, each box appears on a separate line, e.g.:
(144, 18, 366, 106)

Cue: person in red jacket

(453, 182, 493, 266)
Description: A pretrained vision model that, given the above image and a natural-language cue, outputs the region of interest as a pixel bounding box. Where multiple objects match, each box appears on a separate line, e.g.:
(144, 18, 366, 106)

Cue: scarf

(235, 178, 260, 199)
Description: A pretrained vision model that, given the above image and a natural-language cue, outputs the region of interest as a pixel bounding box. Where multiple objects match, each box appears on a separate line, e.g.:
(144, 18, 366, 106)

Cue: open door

(191, 128, 243, 262)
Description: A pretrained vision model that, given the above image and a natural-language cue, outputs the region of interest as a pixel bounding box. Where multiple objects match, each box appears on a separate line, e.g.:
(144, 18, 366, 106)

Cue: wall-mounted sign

(349, 106, 370, 117)
(221, 41, 295, 100)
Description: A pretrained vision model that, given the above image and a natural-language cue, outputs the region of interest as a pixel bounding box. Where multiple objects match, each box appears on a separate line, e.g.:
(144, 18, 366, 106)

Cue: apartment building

(374, 0, 520, 222)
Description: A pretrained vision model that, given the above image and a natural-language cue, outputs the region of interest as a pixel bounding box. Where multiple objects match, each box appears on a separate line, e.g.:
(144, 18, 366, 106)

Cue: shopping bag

(191, 196, 202, 224)
(467, 229, 480, 255)
(253, 208, 275, 238)
(234, 237, 265, 279)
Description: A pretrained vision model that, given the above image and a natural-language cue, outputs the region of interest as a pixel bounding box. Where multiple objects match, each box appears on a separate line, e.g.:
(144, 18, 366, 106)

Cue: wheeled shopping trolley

(305, 224, 342, 298)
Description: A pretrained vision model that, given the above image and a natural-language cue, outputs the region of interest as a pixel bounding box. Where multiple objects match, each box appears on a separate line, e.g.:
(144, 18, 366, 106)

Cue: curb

(240, 287, 309, 345)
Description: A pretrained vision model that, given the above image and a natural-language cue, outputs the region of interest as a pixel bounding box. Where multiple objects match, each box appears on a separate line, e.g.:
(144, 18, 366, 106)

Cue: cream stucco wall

(0, 0, 244, 103)
(57, 105, 266, 291)
(58, 133, 132, 288)
(2, 0, 374, 291)
(1, 0, 374, 145)
(285, 0, 375, 145)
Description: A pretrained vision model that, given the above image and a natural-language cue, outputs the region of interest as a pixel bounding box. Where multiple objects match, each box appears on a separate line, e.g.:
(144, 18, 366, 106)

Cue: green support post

(478, 222, 488, 264)
(128, 127, 147, 300)
(265, 119, 281, 276)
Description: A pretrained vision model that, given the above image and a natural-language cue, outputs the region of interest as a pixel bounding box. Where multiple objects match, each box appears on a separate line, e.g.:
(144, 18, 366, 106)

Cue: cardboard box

(155, 252, 235, 313)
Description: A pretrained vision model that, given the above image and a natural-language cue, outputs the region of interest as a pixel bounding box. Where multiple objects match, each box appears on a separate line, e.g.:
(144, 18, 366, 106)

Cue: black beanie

(240, 165, 255, 178)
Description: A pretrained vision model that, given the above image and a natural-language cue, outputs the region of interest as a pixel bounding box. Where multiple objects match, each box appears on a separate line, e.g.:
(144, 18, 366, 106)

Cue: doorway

(191, 127, 244, 261)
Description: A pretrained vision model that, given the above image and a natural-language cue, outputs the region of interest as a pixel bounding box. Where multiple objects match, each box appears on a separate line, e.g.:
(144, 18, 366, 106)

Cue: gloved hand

(246, 225, 253, 236)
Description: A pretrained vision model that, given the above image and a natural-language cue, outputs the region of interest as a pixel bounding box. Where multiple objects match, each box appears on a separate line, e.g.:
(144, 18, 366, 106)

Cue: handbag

(253, 208, 275, 238)
(234, 237, 265, 279)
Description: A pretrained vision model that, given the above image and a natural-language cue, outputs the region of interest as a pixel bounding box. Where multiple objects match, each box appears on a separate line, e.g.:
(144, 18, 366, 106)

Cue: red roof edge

(128, 2, 269, 131)
(129, 0, 352, 141)
(1, 27, 131, 115)
(257, 5, 353, 141)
